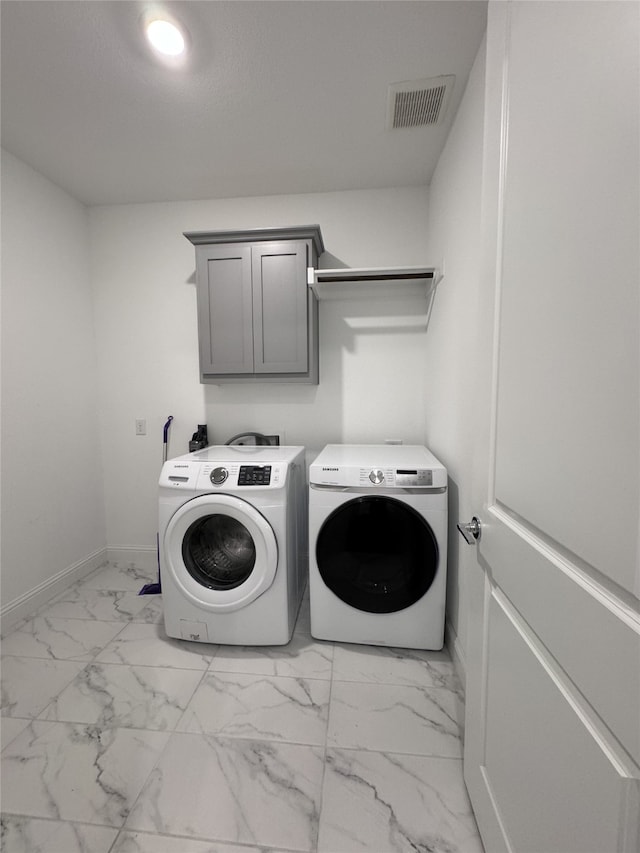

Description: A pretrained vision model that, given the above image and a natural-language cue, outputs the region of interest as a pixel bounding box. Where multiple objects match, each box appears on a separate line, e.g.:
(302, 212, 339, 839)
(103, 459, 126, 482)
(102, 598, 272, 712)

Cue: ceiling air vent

(387, 75, 455, 130)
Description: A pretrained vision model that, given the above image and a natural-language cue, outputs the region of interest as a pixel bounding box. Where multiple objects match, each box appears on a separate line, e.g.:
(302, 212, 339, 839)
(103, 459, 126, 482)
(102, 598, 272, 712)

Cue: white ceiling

(1, 1, 487, 206)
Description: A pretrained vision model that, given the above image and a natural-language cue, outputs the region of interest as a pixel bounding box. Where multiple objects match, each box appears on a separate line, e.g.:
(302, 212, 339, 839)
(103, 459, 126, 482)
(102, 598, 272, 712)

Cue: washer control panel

(159, 460, 287, 490)
(238, 465, 272, 486)
(196, 462, 284, 490)
(210, 466, 228, 485)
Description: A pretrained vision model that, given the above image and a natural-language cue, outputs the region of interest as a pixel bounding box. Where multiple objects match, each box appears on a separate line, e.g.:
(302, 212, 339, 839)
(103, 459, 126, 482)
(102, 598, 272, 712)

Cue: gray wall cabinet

(184, 226, 323, 384)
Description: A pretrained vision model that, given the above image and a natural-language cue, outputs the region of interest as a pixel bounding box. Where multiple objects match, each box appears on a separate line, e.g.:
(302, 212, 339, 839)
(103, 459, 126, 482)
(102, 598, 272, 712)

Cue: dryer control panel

(394, 468, 433, 487)
(360, 468, 433, 488)
(309, 444, 448, 490)
(311, 465, 441, 488)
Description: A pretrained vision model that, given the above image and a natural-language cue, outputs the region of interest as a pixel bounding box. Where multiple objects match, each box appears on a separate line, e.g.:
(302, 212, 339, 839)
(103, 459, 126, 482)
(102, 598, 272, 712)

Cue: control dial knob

(210, 466, 228, 485)
(369, 468, 384, 484)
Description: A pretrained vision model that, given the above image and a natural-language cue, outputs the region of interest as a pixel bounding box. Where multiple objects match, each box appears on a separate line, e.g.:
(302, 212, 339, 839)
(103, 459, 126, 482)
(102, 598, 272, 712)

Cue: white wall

(1, 149, 106, 622)
(422, 38, 487, 671)
(89, 187, 430, 552)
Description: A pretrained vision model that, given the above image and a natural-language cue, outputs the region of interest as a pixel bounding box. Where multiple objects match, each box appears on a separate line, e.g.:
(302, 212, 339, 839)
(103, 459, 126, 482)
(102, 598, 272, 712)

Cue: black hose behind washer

(224, 432, 272, 446)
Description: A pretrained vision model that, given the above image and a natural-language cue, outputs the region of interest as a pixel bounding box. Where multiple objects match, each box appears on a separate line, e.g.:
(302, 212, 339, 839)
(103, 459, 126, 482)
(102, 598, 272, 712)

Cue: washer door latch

(457, 516, 482, 544)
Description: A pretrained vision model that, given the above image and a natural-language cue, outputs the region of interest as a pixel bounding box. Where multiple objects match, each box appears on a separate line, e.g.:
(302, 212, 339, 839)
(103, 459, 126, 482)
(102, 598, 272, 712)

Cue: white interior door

(463, 4, 640, 852)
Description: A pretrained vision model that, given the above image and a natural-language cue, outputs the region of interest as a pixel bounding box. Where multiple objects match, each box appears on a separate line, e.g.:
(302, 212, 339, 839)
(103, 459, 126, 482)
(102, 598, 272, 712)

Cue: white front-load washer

(308, 444, 447, 650)
(159, 445, 306, 645)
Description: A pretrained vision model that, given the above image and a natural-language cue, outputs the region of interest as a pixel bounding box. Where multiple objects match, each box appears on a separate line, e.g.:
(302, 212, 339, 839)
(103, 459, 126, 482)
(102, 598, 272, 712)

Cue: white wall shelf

(307, 266, 441, 300)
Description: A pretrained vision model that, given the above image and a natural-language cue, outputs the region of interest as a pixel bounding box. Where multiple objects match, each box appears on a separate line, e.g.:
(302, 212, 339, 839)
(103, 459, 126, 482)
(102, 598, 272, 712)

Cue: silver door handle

(457, 516, 482, 544)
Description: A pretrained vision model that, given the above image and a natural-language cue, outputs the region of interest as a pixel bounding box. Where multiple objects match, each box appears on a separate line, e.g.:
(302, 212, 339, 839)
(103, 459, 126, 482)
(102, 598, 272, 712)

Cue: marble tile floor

(1, 561, 484, 853)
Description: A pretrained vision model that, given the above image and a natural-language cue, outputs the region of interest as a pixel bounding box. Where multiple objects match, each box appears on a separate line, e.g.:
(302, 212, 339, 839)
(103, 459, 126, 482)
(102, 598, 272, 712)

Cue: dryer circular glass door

(164, 494, 278, 612)
(316, 495, 438, 613)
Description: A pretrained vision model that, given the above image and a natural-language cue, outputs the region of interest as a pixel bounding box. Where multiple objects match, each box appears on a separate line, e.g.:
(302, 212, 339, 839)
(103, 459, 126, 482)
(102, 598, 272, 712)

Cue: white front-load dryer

(159, 445, 306, 645)
(308, 444, 447, 650)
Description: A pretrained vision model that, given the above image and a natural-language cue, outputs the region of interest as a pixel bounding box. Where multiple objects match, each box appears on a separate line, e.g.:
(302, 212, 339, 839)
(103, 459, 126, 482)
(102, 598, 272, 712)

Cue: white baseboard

(1, 546, 159, 637)
(445, 618, 467, 693)
(1, 547, 109, 637)
(106, 546, 158, 574)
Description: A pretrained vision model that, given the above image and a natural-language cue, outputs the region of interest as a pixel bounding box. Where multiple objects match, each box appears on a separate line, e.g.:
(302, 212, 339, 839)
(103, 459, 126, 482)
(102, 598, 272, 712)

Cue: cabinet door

(251, 242, 308, 374)
(196, 244, 253, 375)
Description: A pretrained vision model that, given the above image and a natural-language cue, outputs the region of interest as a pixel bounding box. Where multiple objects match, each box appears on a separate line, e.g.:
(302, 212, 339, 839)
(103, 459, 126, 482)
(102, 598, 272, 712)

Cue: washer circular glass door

(164, 494, 278, 612)
(316, 496, 438, 613)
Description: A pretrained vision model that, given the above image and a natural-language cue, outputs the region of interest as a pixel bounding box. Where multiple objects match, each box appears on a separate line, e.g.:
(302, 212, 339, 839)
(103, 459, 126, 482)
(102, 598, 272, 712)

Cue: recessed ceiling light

(145, 18, 186, 57)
